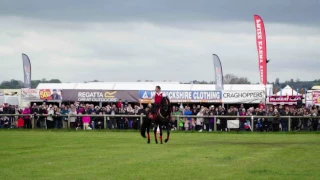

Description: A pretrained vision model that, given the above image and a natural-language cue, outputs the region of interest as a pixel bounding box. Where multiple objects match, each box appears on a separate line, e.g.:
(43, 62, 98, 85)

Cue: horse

(140, 97, 171, 144)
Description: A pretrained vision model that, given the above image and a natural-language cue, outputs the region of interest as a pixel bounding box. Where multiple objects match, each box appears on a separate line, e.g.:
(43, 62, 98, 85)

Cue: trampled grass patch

(0, 130, 320, 180)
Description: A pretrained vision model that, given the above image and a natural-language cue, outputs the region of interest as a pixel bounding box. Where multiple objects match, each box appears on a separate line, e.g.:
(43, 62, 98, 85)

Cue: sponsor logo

(24, 66, 31, 85)
(215, 67, 223, 89)
(139, 91, 221, 102)
(269, 96, 302, 102)
(39, 89, 52, 99)
(104, 91, 117, 98)
(23, 89, 38, 93)
(24, 66, 30, 73)
(77, 91, 118, 102)
(223, 92, 264, 99)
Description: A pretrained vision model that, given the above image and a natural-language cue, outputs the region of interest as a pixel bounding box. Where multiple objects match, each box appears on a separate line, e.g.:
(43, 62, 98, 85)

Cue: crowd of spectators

(1, 100, 320, 132)
(0, 100, 146, 130)
(172, 103, 320, 132)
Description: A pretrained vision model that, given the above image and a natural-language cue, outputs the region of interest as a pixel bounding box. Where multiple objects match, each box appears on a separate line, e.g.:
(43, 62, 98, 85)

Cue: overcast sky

(1, 0, 319, 84)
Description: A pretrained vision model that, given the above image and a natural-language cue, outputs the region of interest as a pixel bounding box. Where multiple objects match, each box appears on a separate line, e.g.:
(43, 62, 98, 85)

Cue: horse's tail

(140, 117, 149, 138)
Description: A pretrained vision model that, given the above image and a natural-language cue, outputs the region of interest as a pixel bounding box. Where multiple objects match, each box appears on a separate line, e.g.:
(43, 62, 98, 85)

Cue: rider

(150, 86, 166, 118)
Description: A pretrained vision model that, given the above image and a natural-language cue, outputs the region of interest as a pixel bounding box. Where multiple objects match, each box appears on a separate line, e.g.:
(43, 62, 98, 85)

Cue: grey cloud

(0, 3, 320, 84)
(0, 0, 319, 26)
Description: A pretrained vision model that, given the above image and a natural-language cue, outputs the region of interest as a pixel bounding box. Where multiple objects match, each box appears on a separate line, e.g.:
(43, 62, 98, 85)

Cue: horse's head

(160, 97, 170, 112)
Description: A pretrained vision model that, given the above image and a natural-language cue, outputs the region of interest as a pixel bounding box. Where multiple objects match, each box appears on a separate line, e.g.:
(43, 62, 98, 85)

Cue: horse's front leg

(165, 124, 170, 143)
(154, 124, 158, 144)
(159, 125, 163, 144)
(147, 126, 150, 144)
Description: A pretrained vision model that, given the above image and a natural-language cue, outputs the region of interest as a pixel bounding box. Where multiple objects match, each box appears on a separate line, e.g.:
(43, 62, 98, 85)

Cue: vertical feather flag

(212, 54, 224, 90)
(22, 53, 32, 88)
(253, 15, 267, 86)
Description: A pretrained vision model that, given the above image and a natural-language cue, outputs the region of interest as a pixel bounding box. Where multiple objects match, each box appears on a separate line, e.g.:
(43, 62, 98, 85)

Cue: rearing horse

(141, 97, 171, 144)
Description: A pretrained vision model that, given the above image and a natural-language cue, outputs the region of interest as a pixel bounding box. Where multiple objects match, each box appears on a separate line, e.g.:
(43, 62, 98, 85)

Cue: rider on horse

(150, 86, 166, 120)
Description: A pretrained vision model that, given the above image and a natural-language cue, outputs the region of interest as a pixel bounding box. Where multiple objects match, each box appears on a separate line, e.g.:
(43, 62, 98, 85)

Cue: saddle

(148, 108, 160, 120)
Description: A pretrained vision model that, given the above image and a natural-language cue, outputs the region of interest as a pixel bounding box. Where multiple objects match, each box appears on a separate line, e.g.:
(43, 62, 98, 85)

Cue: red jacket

(117, 102, 122, 109)
(154, 92, 164, 104)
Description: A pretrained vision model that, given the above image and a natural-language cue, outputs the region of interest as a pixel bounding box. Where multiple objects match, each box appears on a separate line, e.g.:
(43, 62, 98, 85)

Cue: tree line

(0, 79, 62, 89)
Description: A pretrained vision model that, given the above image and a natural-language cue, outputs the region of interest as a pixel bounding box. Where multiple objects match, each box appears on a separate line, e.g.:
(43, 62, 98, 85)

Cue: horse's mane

(161, 96, 171, 114)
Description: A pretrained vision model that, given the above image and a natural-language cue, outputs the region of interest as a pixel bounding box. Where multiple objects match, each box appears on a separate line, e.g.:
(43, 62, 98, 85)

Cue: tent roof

(276, 85, 301, 96)
(36, 82, 273, 95)
(311, 86, 320, 90)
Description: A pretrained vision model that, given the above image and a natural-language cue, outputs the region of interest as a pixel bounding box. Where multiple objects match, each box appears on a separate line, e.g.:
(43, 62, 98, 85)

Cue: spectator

(172, 106, 183, 130)
(258, 101, 266, 110)
(183, 106, 192, 130)
(61, 105, 70, 128)
(22, 105, 31, 129)
(53, 106, 62, 129)
(31, 103, 39, 128)
(110, 105, 117, 129)
(117, 104, 126, 129)
(47, 105, 54, 129)
(82, 110, 91, 130)
(272, 109, 281, 132)
(117, 99, 123, 109)
(311, 109, 318, 131)
(239, 108, 246, 130)
(69, 104, 78, 128)
(203, 108, 210, 131)
(93, 111, 104, 129)
(126, 104, 134, 129)
(196, 109, 204, 132)
(281, 107, 291, 131)
(39, 105, 47, 128)
(134, 105, 143, 130)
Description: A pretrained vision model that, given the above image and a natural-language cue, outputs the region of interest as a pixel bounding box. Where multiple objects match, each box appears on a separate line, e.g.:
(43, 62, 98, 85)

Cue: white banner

(227, 120, 239, 128)
(22, 88, 62, 101)
(222, 90, 265, 103)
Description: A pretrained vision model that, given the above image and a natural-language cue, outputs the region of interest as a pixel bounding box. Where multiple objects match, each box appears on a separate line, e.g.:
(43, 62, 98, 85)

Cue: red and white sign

(268, 95, 302, 105)
(312, 91, 320, 104)
(254, 15, 267, 86)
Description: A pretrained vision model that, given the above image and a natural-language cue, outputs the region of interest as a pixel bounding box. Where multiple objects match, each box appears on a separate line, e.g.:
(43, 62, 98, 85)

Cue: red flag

(254, 15, 267, 85)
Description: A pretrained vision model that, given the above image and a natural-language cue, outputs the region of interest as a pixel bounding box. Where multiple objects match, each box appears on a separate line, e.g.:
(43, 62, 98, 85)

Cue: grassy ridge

(0, 131, 319, 180)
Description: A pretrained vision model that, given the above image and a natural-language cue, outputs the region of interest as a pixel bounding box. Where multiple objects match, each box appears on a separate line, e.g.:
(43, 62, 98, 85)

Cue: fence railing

(172, 115, 319, 132)
(0, 114, 318, 132)
(0, 114, 143, 129)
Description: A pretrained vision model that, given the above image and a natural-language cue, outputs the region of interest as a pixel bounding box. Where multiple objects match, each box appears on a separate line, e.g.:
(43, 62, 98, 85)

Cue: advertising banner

(62, 90, 139, 102)
(254, 15, 267, 85)
(213, 54, 224, 90)
(312, 91, 320, 104)
(222, 91, 265, 103)
(138, 90, 222, 103)
(22, 54, 32, 88)
(268, 95, 302, 105)
(22, 88, 62, 101)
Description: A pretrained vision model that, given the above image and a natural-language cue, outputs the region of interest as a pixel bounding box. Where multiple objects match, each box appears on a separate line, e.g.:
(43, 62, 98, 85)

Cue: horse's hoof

(160, 142, 163, 144)
(155, 141, 158, 144)
(165, 139, 169, 143)
(147, 139, 150, 144)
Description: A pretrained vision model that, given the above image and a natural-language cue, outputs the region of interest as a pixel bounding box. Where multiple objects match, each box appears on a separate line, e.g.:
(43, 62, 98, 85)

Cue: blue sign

(138, 90, 222, 103)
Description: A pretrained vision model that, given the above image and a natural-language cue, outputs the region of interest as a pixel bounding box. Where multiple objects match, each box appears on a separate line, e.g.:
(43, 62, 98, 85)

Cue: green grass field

(0, 130, 320, 180)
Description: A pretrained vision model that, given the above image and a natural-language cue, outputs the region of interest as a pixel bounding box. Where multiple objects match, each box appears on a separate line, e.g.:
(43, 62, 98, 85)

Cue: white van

(0, 96, 20, 106)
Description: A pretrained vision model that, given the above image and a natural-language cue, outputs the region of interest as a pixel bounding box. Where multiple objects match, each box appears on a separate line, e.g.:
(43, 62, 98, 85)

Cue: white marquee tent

(36, 82, 274, 95)
(275, 85, 301, 96)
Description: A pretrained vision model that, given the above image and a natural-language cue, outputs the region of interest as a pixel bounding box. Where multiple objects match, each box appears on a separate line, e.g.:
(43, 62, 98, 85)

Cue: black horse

(141, 97, 171, 144)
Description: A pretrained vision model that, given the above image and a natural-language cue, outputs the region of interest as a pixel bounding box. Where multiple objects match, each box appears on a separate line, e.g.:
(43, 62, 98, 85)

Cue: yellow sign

(104, 91, 117, 98)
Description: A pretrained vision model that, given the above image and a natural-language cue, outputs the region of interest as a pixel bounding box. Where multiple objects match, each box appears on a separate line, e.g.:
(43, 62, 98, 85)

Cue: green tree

(0, 79, 62, 89)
